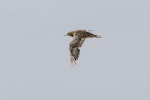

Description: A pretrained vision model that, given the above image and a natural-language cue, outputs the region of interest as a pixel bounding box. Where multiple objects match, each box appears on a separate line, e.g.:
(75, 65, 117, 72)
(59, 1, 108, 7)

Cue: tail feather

(96, 35, 102, 38)
(85, 32, 102, 38)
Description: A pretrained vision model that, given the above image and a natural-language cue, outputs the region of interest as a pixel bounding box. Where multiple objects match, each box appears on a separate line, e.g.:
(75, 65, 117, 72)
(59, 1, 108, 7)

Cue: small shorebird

(65, 29, 102, 66)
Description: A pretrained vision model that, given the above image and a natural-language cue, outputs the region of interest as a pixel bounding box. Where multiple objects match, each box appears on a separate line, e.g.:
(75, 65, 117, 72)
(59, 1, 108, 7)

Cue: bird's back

(73, 30, 101, 38)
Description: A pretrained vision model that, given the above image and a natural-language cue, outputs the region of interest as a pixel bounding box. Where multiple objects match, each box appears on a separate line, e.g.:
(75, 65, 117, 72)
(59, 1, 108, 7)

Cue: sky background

(0, 0, 150, 100)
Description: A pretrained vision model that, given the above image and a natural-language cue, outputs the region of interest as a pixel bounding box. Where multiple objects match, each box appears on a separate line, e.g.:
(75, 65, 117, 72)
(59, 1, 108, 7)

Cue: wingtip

(70, 56, 76, 66)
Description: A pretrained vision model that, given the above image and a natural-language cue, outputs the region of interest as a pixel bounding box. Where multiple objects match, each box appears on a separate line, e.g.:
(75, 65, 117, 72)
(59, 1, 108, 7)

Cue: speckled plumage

(65, 30, 101, 66)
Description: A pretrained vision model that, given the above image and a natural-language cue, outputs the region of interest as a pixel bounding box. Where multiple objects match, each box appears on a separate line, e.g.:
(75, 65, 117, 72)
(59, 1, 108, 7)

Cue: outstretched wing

(69, 36, 85, 65)
(70, 47, 80, 65)
(78, 38, 85, 47)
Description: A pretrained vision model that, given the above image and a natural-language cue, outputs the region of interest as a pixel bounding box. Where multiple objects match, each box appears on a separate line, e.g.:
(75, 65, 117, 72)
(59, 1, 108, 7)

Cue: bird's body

(65, 30, 101, 66)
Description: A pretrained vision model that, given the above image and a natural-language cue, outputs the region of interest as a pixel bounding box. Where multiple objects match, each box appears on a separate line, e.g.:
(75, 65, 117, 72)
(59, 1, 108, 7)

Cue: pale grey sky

(0, 0, 150, 100)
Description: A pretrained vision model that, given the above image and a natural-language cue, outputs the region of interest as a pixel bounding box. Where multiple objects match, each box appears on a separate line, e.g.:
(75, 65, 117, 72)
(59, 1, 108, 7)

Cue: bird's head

(64, 32, 74, 37)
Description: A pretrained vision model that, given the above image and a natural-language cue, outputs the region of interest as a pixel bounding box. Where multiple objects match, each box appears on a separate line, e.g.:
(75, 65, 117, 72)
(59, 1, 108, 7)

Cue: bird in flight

(65, 29, 102, 66)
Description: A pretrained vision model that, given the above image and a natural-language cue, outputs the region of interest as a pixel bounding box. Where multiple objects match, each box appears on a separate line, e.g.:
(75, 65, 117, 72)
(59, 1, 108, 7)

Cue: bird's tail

(95, 35, 102, 38)
(70, 56, 76, 66)
(88, 34, 102, 38)
(86, 32, 102, 38)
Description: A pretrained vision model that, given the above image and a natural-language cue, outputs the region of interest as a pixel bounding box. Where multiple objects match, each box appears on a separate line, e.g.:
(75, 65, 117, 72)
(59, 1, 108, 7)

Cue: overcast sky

(0, 0, 150, 100)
